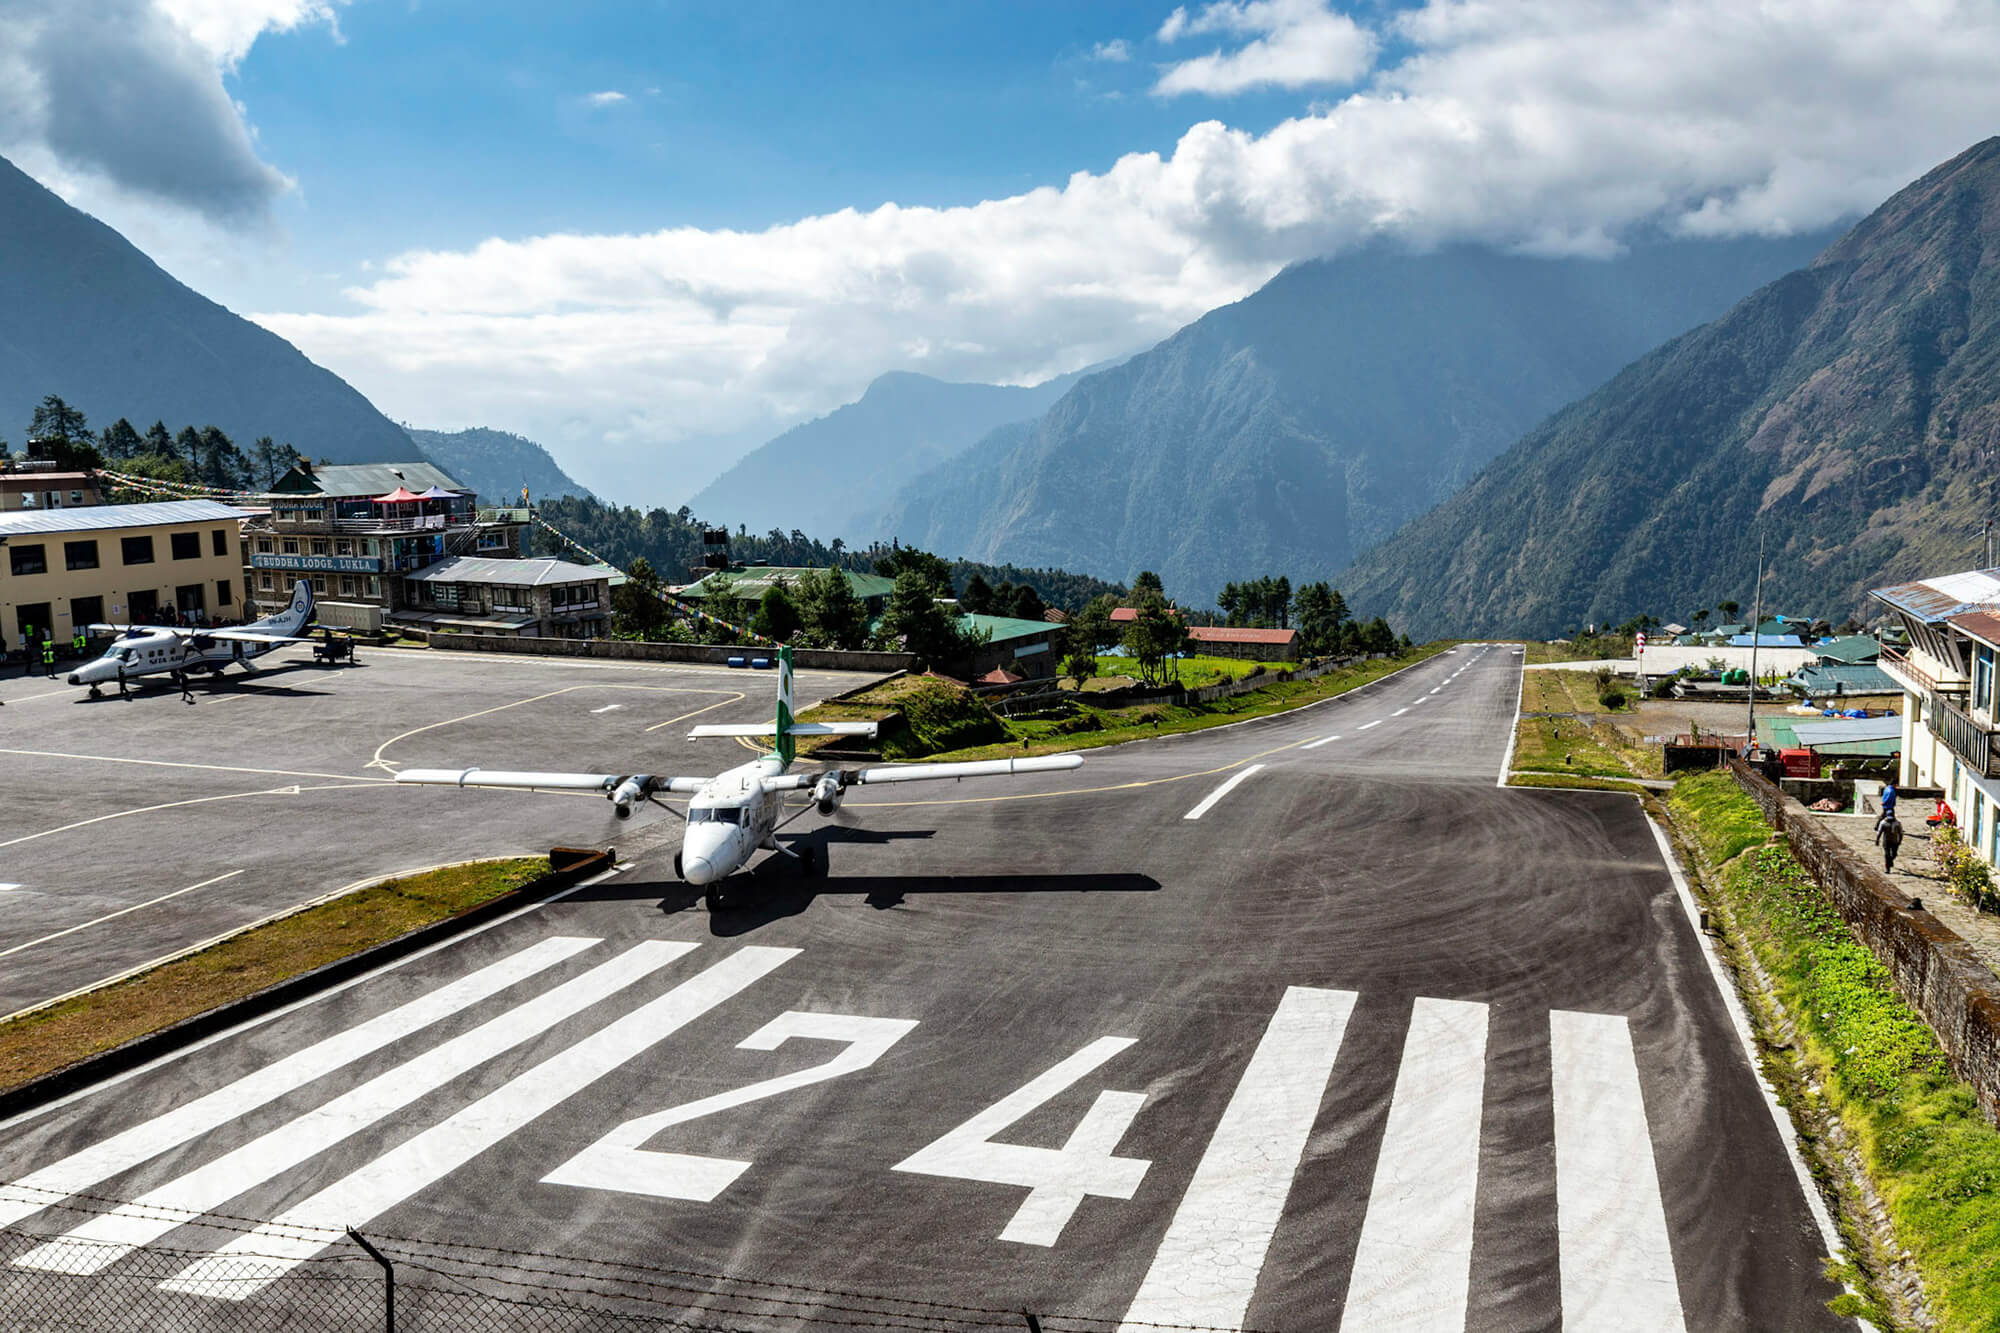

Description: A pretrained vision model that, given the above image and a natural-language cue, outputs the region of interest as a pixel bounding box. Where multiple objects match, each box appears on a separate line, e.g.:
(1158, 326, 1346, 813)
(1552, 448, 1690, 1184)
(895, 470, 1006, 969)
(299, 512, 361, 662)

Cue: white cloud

(1091, 38, 1133, 62)
(0, 0, 344, 223)
(585, 90, 627, 106)
(1154, 0, 1376, 97)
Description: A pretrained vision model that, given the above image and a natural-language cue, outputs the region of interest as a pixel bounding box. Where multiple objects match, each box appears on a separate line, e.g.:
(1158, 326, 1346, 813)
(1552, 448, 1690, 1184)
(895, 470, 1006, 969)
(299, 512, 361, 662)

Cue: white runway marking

(1342, 998, 1489, 1331)
(18, 941, 697, 1275)
(1430, 687, 1442, 694)
(1359, 720, 1383, 730)
(589, 704, 623, 713)
(0, 883, 19, 892)
(0, 746, 388, 787)
(1302, 735, 1341, 750)
(1392, 707, 1409, 716)
(164, 945, 800, 1298)
(1118, 986, 1356, 1333)
(1550, 1011, 1685, 1331)
(0, 937, 597, 1231)
(1183, 764, 1265, 820)
(0, 870, 246, 963)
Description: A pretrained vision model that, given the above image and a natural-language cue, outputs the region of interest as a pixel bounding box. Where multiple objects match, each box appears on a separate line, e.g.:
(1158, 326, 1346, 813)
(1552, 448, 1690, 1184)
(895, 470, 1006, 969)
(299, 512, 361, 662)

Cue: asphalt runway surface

(0, 645, 1852, 1330)
(0, 647, 878, 1015)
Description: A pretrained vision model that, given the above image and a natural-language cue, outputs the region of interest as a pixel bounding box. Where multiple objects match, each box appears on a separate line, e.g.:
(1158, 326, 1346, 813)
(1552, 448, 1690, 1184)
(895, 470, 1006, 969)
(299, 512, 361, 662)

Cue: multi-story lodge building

(1873, 567, 2000, 866)
(240, 461, 525, 630)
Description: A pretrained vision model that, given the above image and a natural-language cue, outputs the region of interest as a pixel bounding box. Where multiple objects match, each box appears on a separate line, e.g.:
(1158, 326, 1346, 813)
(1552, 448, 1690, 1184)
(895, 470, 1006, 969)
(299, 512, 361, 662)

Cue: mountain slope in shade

(1340, 138, 2000, 641)
(871, 232, 1837, 601)
(0, 155, 416, 462)
(687, 368, 1097, 538)
(405, 427, 594, 505)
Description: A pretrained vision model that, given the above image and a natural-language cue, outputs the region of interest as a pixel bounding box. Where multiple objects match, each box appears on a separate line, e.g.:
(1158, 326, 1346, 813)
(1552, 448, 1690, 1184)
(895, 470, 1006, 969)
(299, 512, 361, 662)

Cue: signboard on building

(251, 553, 382, 573)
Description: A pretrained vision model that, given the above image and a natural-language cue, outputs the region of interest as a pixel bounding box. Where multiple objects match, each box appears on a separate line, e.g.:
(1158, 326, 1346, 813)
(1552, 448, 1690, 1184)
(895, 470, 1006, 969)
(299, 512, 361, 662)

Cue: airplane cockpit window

(687, 806, 744, 824)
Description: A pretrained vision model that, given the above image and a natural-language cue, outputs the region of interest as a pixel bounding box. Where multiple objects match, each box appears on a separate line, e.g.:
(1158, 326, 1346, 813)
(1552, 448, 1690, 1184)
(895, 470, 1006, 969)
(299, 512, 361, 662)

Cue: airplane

(67, 579, 318, 698)
(395, 645, 1083, 909)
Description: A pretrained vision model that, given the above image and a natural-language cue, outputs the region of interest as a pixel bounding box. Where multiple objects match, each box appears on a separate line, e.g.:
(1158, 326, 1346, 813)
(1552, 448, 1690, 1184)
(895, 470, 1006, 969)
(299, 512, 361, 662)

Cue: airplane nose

(66, 674, 79, 685)
(681, 855, 718, 886)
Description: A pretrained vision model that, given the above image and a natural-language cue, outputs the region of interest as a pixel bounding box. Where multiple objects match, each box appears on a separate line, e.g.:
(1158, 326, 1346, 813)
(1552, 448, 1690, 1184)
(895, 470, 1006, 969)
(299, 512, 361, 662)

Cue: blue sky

(6, 1, 2000, 502)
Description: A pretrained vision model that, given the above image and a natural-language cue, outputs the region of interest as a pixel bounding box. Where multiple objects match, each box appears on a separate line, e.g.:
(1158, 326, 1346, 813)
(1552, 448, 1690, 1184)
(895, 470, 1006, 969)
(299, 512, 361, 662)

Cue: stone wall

(1728, 758, 2000, 1123)
(419, 631, 913, 675)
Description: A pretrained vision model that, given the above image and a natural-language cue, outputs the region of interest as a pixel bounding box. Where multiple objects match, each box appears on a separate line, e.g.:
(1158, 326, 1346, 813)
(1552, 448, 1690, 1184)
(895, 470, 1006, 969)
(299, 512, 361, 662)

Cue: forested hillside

(1341, 137, 2000, 639)
(406, 427, 593, 505)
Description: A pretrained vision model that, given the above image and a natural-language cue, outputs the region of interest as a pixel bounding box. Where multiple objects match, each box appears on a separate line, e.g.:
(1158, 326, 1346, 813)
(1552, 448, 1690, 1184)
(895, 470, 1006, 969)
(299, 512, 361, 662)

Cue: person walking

(1876, 812, 1906, 873)
(1880, 780, 1898, 820)
(175, 668, 194, 704)
(40, 636, 56, 678)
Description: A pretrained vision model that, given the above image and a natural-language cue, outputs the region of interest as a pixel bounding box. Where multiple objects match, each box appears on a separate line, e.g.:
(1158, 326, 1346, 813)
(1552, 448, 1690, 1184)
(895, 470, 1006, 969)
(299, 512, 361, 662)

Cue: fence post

(347, 1227, 395, 1333)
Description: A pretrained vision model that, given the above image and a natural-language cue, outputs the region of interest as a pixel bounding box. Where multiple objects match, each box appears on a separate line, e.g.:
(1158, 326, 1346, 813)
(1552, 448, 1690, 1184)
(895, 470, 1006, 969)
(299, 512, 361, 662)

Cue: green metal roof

(679, 566, 895, 602)
(958, 613, 1061, 644)
(1812, 635, 1881, 664)
(1789, 662, 1896, 693)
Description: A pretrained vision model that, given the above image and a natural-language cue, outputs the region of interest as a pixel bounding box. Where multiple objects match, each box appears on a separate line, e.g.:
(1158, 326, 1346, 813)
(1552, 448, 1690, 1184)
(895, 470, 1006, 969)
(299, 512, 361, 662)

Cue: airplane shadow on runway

(72, 660, 344, 702)
(572, 824, 1161, 936)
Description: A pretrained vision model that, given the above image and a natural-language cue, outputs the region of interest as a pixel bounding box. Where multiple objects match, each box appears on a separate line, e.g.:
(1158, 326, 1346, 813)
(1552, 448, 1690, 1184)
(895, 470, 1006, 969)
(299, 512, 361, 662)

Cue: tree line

(5, 394, 300, 492)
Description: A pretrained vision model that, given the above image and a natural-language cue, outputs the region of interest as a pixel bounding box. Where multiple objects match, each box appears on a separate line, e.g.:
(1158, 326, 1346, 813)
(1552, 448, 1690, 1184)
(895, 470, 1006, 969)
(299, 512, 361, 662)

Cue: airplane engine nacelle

(609, 776, 649, 820)
(812, 773, 844, 816)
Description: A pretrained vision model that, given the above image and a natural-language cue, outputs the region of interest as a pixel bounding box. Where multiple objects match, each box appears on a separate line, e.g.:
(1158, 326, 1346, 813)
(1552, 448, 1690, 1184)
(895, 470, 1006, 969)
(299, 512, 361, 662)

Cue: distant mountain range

(869, 233, 1839, 604)
(405, 426, 593, 506)
(0, 154, 418, 464)
(688, 367, 1099, 538)
(1340, 137, 2000, 640)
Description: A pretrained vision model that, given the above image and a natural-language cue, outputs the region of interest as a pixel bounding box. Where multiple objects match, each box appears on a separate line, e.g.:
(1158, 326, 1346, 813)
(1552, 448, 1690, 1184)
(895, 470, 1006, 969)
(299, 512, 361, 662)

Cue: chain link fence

(0, 1188, 1238, 1333)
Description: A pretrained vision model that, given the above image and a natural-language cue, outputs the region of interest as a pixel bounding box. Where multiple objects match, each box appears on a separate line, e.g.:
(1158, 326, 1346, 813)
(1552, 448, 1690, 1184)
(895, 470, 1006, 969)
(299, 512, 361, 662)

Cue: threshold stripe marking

(20, 941, 697, 1275)
(1550, 1010, 1685, 1331)
(1302, 735, 1340, 750)
(1342, 998, 1489, 1331)
(164, 945, 800, 1299)
(1359, 720, 1383, 731)
(1183, 765, 1265, 820)
(1118, 986, 1355, 1332)
(0, 936, 598, 1231)
(0, 870, 246, 963)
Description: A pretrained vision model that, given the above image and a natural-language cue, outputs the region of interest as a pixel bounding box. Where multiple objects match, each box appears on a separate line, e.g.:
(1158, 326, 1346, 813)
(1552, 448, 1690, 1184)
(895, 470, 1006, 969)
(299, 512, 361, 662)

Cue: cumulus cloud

(1091, 38, 1133, 62)
(0, 0, 341, 224)
(246, 0, 2000, 503)
(585, 90, 628, 106)
(1153, 0, 1376, 97)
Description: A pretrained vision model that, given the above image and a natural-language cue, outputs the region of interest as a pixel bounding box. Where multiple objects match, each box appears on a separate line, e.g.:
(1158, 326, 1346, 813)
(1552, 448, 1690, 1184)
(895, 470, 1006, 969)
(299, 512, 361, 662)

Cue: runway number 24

(544, 1017, 1151, 1247)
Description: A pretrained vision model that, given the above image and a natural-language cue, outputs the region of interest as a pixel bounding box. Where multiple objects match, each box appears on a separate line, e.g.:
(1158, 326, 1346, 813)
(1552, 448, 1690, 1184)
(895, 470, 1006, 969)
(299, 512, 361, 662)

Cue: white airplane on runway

(67, 580, 318, 698)
(396, 646, 1083, 907)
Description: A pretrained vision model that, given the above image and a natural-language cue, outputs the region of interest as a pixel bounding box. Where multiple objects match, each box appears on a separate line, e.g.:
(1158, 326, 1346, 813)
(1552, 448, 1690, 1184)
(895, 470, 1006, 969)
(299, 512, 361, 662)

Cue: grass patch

(1504, 772, 1651, 793)
(0, 856, 550, 1096)
(1087, 653, 1269, 686)
(1510, 715, 1644, 779)
(1670, 772, 2000, 1329)
(1523, 637, 1631, 664)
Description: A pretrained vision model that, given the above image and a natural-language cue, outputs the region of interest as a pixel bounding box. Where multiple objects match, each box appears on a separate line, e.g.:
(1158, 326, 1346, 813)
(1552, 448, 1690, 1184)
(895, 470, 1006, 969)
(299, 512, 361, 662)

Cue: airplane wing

(200, 629, 318, 645)
(689, 722, 878, 739)
(761, 753, 1083, 792)
(395, 769, 707, 794)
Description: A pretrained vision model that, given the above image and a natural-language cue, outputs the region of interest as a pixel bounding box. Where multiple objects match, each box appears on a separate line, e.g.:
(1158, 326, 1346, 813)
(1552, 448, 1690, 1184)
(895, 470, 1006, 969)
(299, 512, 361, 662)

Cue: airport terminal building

(0, 499, 250, 651)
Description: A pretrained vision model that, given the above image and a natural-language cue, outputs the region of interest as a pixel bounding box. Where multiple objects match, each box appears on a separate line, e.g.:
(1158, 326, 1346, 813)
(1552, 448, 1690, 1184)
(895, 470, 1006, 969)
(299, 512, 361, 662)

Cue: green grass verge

(0, 856, 550, 1096)
(1504, 772, 1651, 792)
(1670, 772, 2000, 1329)
(1510, 715, 1643, 779)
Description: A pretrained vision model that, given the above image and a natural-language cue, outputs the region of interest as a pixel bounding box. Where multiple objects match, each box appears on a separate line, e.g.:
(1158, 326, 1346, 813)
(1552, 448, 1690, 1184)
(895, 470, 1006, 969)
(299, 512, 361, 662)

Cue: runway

(0, 645, 1852, 1329)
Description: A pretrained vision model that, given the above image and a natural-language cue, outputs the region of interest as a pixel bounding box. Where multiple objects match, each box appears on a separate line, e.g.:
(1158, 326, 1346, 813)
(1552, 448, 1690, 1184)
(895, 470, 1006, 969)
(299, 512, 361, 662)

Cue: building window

(9, 543, 47, 576)
(122, 534, 155, 565)
(366, 577, 380, 598)
(68, 490, 82, 505)
(1954, 758, 1963, 803)
(63, 539, 98, 571)
(1975, 794, 1985, 854)
(312, 576, 328, 595)
(311, 538, 330, 556)
(335, 538, 353, 556)
(211, 528, 228, 556)
(170, 530, 201, 560)
(340, 575, 356, 596)
(259, 573, 275, 592)
(217, 580, 232, 606)
(281, 538, 299, 555)
(256, 537, 274, 554)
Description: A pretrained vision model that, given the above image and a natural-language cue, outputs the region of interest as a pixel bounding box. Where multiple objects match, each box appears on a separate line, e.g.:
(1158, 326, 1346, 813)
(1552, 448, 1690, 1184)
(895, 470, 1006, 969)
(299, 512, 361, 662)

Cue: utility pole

(1746, 532, 1766, 752)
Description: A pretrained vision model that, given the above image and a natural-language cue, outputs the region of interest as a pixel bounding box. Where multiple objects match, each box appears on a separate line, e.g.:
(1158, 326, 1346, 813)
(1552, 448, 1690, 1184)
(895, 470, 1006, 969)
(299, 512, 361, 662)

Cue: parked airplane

(396, 646, 1082, 907)
(67, 580, 317, 697)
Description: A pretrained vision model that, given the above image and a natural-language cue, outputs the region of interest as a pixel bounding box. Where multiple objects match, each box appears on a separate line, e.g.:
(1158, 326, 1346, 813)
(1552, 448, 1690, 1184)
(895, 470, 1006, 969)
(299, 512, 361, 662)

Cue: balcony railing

(332, 514, 475, 534)
(1928, 690, 2000, 777)
(1881, 645, 1966, 697)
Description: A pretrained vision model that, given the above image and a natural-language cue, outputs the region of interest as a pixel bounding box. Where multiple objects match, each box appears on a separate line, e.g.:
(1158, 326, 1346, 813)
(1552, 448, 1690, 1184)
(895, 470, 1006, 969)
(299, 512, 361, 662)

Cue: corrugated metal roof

(1870, 567, 2000, 622)
(405, 556, 614, 587)
(680, 566, 895, 602)
(1791, 663, 1897, 692)
(0, 499, 250, 535)
(1727, 633, 1805, 648)
(271, 462, 467, 498)
(1790, 718, 1905, 745)
(1189, 626, 1297, 645)
(1813, 634, 1881, 663)
(960, 613, 1061, 643)
(1948, 612, 2000, 647)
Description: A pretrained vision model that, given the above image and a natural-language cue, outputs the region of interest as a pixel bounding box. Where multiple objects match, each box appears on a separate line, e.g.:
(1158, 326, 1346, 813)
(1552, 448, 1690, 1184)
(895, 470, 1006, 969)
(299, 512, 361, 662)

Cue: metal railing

(1880, 645, 1965, 697)
(333, 514, 475, 534)
(1927, 689, 2000, 777)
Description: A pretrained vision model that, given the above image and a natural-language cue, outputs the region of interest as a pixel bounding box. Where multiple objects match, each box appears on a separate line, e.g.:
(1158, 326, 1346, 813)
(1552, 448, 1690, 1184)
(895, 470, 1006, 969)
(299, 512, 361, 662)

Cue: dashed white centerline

(1302, 735, 1340, 750)
(0, 883, 20, 893)
(1359, 720, 1383, 730)
(0, 870, 246, 962)
(1183, 765, 1266, 820)
(1430, 687, 1442, 695)
(589, 704, 624, 714)
(1392, 707, 1409, 717)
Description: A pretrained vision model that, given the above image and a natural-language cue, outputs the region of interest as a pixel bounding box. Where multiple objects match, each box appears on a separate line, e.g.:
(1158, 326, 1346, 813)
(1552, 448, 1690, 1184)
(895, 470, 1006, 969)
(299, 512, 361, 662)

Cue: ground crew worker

(19, 626, 33, 676)
(1876, 813, 1905, 872)
(72, 629, 86, 657)
(41, 637, 56, 678)
(176, 668, 195, 704)
(116, 659, 128, 699)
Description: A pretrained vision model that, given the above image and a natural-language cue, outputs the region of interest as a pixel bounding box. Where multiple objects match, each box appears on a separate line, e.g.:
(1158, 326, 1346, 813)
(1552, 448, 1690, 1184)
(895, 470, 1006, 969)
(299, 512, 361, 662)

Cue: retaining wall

(419, 632, 913, 675)
(1728, 758, 2000, 1122)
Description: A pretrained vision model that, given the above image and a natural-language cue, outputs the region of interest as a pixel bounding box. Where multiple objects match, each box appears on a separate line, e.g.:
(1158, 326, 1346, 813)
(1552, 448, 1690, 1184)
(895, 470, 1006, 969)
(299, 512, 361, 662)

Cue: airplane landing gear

(87, 684, 102, 699)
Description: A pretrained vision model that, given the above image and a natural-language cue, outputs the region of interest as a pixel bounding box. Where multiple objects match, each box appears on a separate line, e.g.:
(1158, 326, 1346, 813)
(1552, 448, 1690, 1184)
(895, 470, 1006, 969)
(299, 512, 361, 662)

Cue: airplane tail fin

(685, 645, 875, 758)
(776, 645, 796, 766)
(255, 579, 315, 636)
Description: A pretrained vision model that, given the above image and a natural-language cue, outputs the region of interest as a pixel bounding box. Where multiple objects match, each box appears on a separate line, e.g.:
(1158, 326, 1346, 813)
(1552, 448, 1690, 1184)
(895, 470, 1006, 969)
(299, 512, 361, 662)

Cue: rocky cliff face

(1341, 138, 2000, 640)
(872, 232, 1834, 602)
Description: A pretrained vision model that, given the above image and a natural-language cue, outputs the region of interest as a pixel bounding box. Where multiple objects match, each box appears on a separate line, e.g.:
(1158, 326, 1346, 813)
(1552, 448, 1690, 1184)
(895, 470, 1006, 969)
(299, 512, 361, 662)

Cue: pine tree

(878, 570, 975, 670)
(753, 581, 802, 642)
(959, 572, 994, 614)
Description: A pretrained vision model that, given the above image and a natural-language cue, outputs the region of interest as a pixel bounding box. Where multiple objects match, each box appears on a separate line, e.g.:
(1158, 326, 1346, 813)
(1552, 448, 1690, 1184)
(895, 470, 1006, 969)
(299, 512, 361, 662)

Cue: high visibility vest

(42, 643, 54, 663)
(73, 633, 86, 652)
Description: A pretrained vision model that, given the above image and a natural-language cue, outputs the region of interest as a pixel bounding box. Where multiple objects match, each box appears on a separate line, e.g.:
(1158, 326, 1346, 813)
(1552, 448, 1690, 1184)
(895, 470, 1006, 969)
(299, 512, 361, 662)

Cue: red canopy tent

(373, 487, 424, 503)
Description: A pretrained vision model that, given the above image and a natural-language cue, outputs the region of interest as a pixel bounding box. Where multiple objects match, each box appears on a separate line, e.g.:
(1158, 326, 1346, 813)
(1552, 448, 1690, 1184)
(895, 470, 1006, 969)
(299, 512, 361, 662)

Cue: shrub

(1246, 664, 1266, 678)
(896, 678, 1008, 754)
(1932, 826, 1997, 913)
(1598, 687, 1626, 710)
